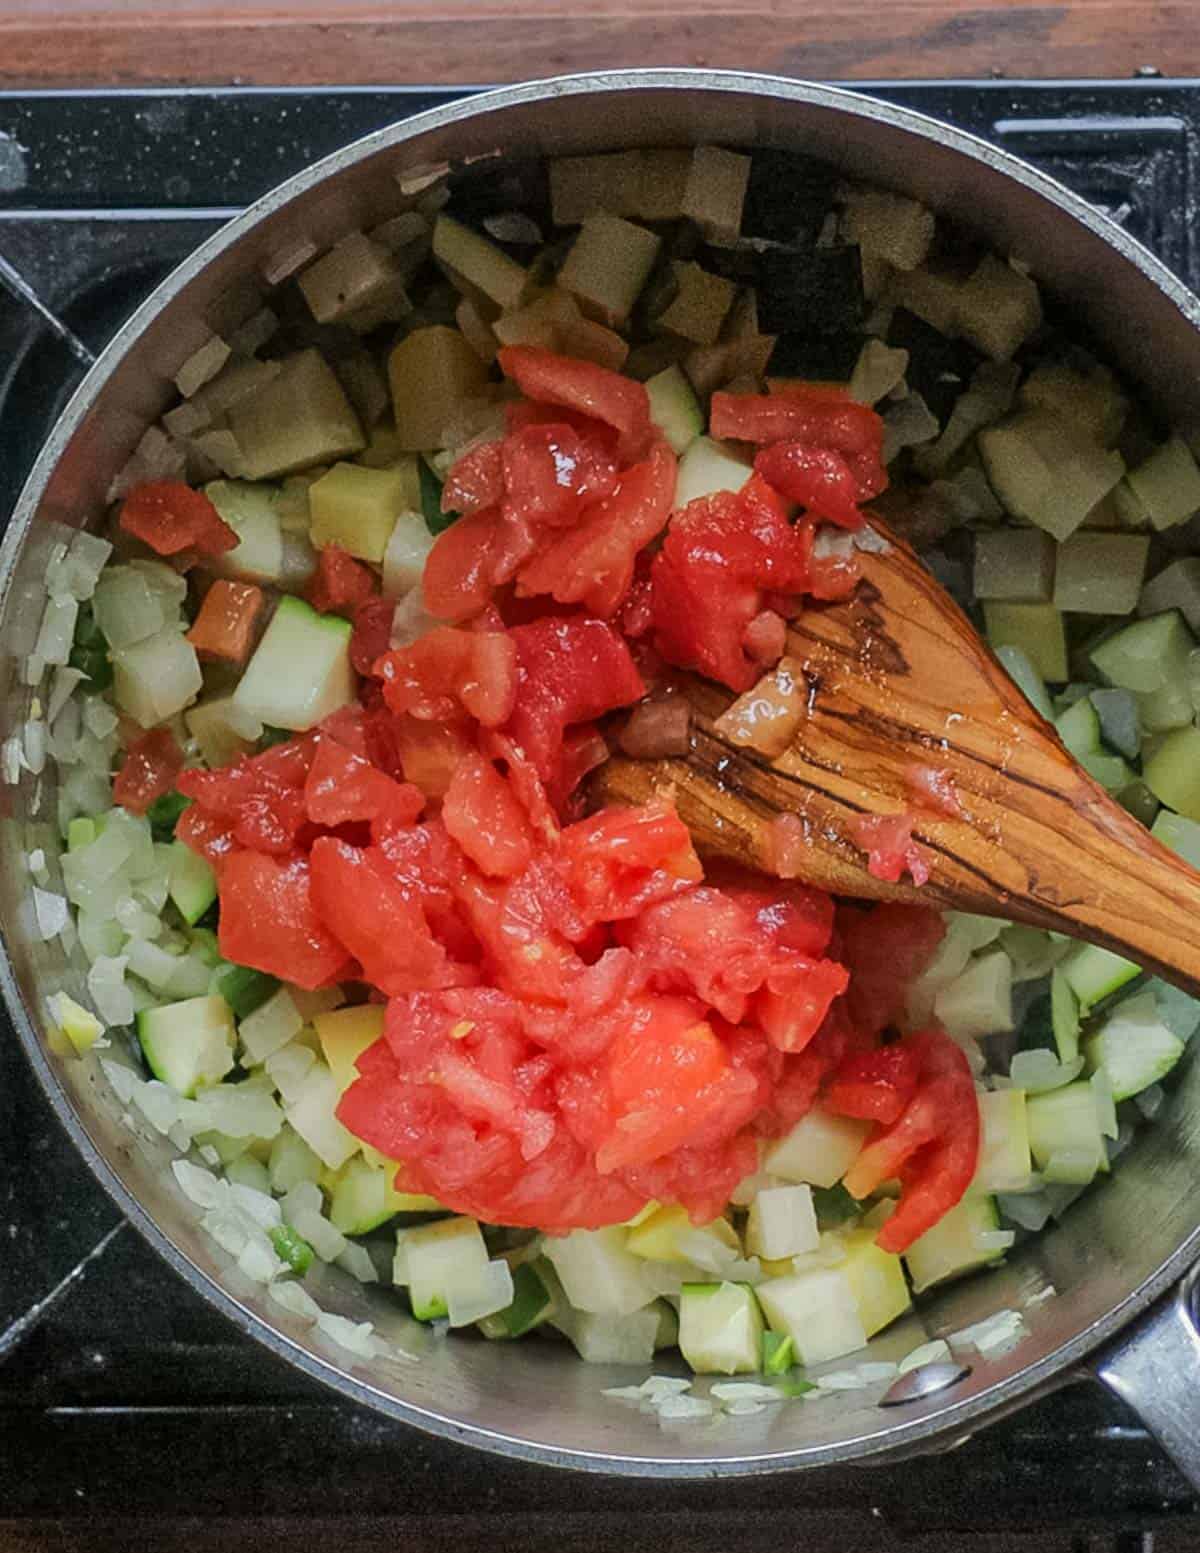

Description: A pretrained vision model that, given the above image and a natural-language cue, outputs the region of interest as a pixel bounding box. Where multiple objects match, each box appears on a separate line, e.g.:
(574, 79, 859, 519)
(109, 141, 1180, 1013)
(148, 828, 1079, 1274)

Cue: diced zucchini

(308, 461, 410, 564)
(1051, 966, 1081, 1065)
(541, 1227, 652, 1316)
(1089, 688, 1141, 758)
(297, 233, 406, 325)
(233, 595, 353, 732)
(1053, 695, 1101, 760)
(681, 146, 752, 242)
(625, 1204, 740, 1270)
(268, 1124, 323, 1194)
(835, 1226, 912, 1337)
(136, 993, 236, 1097)
(227, 349, 365, 479)
(678, 1281, 763, 1375)
(764, 1109, 870, 1188)
(283, 1058, 359, 1170)
(984, 601, 1068, 682)
(904, 1194, 1009, 1293)
(761, 1330, 795, 1375)
(975, 1087, 1034, 1193)
(328, 1152, 420, 1235)
(1144, 725, 1200, 820)
(645, 364, 704, 455)
(1060, 941, 1141, 1014)
(841, 188, 934, 272)
(313, 1004, 386, 1095)
(745, 1185, 819, 1261)
(675, 436, 752, 507)
(992, 644, 1055, 720)
(432, 214, 528, 310)
(113, 627, 203, 728)
(557, 213, 661, 329)
(1139, 558, 1200, 632)
(973, 529, 1055, 602)
(217, 965, 280, 1022)
(553, 1302, 661, 1366)
(478, 1261, 556, 1340)
(1151, 808, 1200, 869)
(203, 480, 286, 585)
(402, 1216, 502, 1324)
(653, 262, 737, 346)
(1053, 532, 1150, 615)
(387, 326, 489, 452)
(1025, 1079, 1108, 1183)
(848, 339, 909, 406)
(168, 840, 216, 926)
(1019, 358, 1128, 447)
(1090, 608, 1195, 694)
(756, 1267, 867, 1367)
(1125, 434, 1200, 529)
(933, 949, 1014, 1041)
(1084, 987, 1186, 1101)
(978, 409, 1125, 541)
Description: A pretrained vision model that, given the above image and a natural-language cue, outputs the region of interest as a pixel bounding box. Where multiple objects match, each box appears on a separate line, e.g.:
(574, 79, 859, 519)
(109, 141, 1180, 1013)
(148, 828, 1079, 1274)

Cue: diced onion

(32, 887, 68, 941)
(766, 813, 811, 880)
(712, 659, 807, 758)
(268, 1279, 323, 1323)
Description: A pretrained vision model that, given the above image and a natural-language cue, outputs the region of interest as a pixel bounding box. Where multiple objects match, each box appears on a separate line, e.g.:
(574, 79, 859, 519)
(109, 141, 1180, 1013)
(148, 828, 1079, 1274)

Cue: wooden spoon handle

(595, 522, 1200, 998)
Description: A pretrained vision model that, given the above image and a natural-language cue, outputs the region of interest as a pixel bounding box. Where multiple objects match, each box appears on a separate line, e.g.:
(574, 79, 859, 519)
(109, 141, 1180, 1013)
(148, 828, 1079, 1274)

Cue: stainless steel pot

(8, 69, 1200, 1482)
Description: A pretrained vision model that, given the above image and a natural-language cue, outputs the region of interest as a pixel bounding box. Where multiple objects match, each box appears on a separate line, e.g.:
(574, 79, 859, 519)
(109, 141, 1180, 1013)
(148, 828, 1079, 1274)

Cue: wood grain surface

(0, 0, 1195, 89)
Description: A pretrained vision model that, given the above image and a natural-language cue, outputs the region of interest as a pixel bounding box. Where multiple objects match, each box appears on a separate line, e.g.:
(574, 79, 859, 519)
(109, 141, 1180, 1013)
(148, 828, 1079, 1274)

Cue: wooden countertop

(0, 0, 1196, 89)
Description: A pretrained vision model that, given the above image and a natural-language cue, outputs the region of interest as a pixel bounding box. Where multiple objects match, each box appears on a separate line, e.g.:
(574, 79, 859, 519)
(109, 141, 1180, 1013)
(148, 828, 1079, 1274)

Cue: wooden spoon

(592, 518, 1200, 997)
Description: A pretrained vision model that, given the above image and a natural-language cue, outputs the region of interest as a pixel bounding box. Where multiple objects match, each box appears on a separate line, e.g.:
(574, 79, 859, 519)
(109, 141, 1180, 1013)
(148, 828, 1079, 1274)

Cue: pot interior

(6, 73, 1200, 1474)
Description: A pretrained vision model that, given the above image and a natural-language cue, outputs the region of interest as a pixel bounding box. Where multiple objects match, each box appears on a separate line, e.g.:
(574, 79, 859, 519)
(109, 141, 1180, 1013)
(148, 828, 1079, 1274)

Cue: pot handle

(1093, 1266, 1200, 1492)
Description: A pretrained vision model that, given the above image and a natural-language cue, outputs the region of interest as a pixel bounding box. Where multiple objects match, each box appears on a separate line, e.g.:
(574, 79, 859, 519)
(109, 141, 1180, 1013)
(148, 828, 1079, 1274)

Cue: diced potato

(549, 151, 643, 224)
(841, 189, 934, 272)
(387, 326, 490, 452)
(185, 695, 260, 768)
(309, 461, 412, 564)
(653, 262, 737, 346)
(973, 528, 1055, 602)
(978, 408, 1125, 542)
(227, 349, 365, 480)
(632, 149, 692, 222)
(297, 233, 408, 325)
(113, 628, 203, 728)
(1125, 434, 1200, 530)
(1019, 358, 1128, 447)
(983, 600, 1068, 682)
(681, 146, 751, 242)
(836, 1227, 912, 1336)
(432, 214, 529, 310)
(955, 255, 1042, 361)
(557, 213, 661, 329)
(1053, 532, 1150, 615)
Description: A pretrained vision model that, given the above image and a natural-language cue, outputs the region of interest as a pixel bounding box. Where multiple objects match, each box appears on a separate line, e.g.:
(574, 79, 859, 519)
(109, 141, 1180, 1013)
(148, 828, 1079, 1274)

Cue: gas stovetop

(2, 81, 1199, 1545)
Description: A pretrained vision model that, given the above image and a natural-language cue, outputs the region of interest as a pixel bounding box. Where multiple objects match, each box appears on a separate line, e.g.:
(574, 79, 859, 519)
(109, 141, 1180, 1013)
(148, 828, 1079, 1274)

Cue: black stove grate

(2, 80, 1200, 1541)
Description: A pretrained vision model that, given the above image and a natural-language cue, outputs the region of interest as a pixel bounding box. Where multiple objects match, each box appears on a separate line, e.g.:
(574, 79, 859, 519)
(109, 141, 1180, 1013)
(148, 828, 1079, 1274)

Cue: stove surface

(2, 80, 1200, 1542)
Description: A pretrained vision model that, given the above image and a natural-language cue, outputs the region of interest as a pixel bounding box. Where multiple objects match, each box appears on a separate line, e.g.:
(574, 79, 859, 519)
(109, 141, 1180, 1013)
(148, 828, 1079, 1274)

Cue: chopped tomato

(218, 850, 354, 988)
(848, 812, 932, 887)
(112, 727, 185, 815)
(841, 1028, 980, 1253)
(807, 532, 862, 600)
(376, 626, 517, 728)
(650, 478, 809, 691)
(516, 440, 677, 618)
(755, 957, 850, 1053)
(824, 1041, 924, 1125)
(443, 439, 504, 518)
(443, 749, 535, 878)
(743, 608, 787, 665)
(389, 714, 475, 800)
(119, 480, 238, 561)
(502, 422, 618, 527)
(754, 442, 864, 529)
(421, 508, 500, 622)
(839, 902, 946, 1038)
(710, 392, 888, 501)
(176, 803, 238, 873)
(905, 764, 964, 819)
(304, 734, 423, 828)
(186, 578, 264, 664)
(505, 616, 644, 781)
(350, 596, 395, 676)
(498, 346, 652, 464)
(309, 836, 461, 996)
(305, 544, 378, 617)
(178, 736, 317, 856)
(560, 800, 701, 925)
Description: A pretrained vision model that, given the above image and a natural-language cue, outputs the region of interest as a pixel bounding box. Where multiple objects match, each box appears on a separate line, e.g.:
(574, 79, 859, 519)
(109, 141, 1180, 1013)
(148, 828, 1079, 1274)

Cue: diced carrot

(186, 579, 265, 663)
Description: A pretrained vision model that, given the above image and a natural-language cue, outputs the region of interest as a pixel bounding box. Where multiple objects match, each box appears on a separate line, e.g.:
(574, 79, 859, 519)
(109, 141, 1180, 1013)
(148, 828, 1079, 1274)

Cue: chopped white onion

(315, 1312, 387, 1360)
(268, 1279, 323, 1323)
(32, 887, 69, 941)
(897, 1338, 951, 1375)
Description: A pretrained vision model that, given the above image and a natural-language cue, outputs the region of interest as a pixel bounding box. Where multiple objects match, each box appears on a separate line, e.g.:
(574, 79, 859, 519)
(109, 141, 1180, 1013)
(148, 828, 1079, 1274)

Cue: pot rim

(7, 67, 1200, 1476)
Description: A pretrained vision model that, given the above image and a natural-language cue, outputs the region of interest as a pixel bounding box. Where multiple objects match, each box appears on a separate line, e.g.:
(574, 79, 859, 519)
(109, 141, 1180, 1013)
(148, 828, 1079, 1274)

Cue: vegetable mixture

(29, 141, 1200, 1386)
